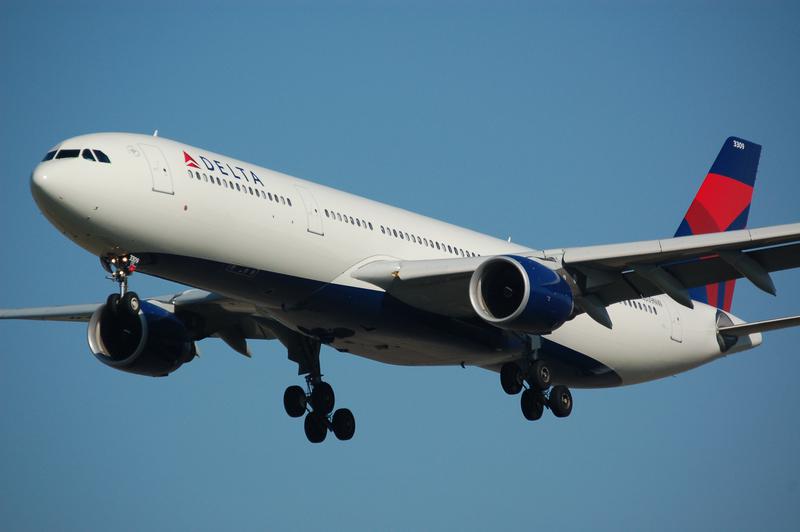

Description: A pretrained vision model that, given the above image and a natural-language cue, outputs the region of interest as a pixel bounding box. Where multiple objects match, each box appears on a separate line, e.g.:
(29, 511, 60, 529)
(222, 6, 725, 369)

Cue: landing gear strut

(500, 359, 573, 421)
(102, 254, 140, 317)
(277, 329, 356, 443)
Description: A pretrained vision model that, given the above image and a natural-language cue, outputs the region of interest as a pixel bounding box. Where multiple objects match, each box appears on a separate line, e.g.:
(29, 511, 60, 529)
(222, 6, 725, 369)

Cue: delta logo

(182, 150, 264, 186)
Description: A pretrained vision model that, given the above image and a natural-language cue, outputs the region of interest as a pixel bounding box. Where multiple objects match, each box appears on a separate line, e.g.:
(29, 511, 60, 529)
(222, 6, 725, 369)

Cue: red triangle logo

(184, 151, 200, 168)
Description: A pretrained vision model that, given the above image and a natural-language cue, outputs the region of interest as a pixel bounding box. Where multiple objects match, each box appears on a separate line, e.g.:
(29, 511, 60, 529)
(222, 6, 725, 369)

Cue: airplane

(2, 133, 799, 444)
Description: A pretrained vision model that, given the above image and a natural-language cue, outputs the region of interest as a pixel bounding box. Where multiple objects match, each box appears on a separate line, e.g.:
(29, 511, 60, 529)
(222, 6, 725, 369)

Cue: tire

(121, 291, 140, 315)
(304, 411, 328, 443)
(106, 293, 121, 314)
(530, 359, 552, 390)
(310, 381, 335, 415)
(520, 389, 544, 421)
(549, 385, 573, 418)
(283, 385, 307, 418)
(500, 362, 523, 395)
(331, 408, 356, 441)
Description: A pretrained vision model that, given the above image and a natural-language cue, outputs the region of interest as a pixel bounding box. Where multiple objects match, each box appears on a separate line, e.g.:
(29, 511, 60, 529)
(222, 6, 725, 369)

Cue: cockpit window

(93, 150, 111, 163)
(55, 149, 80, 159)
(42, 150, 57, 161)
(81, 149, 96, 161)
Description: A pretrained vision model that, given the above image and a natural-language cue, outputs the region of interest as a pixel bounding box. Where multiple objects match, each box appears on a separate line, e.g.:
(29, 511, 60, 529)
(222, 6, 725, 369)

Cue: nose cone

(29, 161, 76, 231)
(30, 163, 55, 207)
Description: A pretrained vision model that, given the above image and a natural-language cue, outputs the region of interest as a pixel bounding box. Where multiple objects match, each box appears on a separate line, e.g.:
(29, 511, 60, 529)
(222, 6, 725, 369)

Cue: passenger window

(42, 150, 57, 161)
(93, 150, 111, 163)
(187, 170, 193, 178)
(248, 187, 253, 195)
(195, 171, 201, 180)
(236, 183, 241, 191)
(381, 226, 385, 234)
(436, 242, 441, 250)
(281, 197, 286, 205)
(337, 213, 342, 222)
(325, 209, 329, 217)
(56, 149, 80, 159)
(368, 222, 373, 230)
(356, 219, 361, 227)
(287, 198, 292, 206)
(217, 178, 222, 186)
(81, 149, 96, 161)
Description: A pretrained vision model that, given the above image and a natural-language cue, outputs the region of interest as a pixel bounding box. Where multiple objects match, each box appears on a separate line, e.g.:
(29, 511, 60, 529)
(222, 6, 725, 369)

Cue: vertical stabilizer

(674, 137, 761, 311)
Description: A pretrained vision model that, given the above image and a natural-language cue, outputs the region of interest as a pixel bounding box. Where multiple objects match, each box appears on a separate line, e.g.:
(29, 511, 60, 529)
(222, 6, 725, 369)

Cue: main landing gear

(500, 360, 573, 421)
(283, 378, 356, 443)
(101, 254, 141, 317)
(278, 331, 355, 443)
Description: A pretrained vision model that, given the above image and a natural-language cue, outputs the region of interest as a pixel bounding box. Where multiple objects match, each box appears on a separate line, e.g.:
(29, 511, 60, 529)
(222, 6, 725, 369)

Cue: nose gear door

(295, 185, 324, 236)
(139, 144, 174, 195)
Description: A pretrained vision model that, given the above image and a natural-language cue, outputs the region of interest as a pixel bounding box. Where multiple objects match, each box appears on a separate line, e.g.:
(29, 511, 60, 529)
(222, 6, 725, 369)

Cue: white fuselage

(29, 133, 761, 388)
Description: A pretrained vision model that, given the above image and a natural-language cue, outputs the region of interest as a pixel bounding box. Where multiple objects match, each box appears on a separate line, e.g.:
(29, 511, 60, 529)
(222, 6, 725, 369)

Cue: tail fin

(674, 136, 762, 312)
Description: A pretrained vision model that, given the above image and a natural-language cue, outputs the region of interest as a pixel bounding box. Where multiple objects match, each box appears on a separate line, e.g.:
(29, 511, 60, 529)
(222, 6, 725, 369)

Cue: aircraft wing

(549, 222, 800, 313)
(352, 222, 800, 327)
(0, 303, 102, 322)
(0, 289, 279, 357)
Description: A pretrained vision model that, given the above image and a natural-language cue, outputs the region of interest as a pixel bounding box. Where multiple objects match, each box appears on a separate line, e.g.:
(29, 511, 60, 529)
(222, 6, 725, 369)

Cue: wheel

(121, 291, 140, 315)
(331, 408, 356, 441)
(283, 385, 307, 418)
(304, 411, 328, 443)
(520, 389, 544, 421)
(529, 359, 552, 390)
(500, 362, 523, 395)
(106, 293, 120, 314)
(310, 381, 335, 415)
(549, 385, 573, 418)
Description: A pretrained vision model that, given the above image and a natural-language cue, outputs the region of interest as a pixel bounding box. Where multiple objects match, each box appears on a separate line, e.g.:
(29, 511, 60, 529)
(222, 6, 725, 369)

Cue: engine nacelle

(469, 255, 574, 334)
(87, 299, 195, 377)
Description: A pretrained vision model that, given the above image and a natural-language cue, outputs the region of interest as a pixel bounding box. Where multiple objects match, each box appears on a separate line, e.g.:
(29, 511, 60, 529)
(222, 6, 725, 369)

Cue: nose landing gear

(500, 359, 574, 421)
(102, 254, 140, 316)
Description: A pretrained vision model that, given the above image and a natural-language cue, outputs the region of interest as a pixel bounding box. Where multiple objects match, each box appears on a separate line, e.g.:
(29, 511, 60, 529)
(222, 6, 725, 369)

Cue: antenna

(507, 236, 512, 242)
(153, 129, 159, 137)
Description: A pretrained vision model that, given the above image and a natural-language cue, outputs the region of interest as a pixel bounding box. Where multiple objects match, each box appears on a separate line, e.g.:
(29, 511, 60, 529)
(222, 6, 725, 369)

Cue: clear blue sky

(1, 1, 799, 530)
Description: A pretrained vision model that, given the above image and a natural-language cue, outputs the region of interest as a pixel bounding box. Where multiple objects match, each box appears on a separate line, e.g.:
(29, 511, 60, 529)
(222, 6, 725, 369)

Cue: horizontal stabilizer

(718, 315, 800, 337)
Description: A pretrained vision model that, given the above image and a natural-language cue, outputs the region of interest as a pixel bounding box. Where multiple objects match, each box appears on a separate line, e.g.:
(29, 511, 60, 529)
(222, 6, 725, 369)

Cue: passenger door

(139, 144, 174, 195)
(295, 186, 324, 236)
(664, 301, 683, 343)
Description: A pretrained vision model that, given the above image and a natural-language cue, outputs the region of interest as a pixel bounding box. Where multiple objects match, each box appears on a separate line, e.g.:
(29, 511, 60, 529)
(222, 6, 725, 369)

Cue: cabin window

(93, 150, 111, 163)
(81, 149, 96, 161)
(42, 150, 57, 161)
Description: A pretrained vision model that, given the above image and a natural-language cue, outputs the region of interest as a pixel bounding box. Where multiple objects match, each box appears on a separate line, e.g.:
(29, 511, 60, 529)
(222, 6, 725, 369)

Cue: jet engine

(469, 255, 574, 334)
(87, 299, 196, 377)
